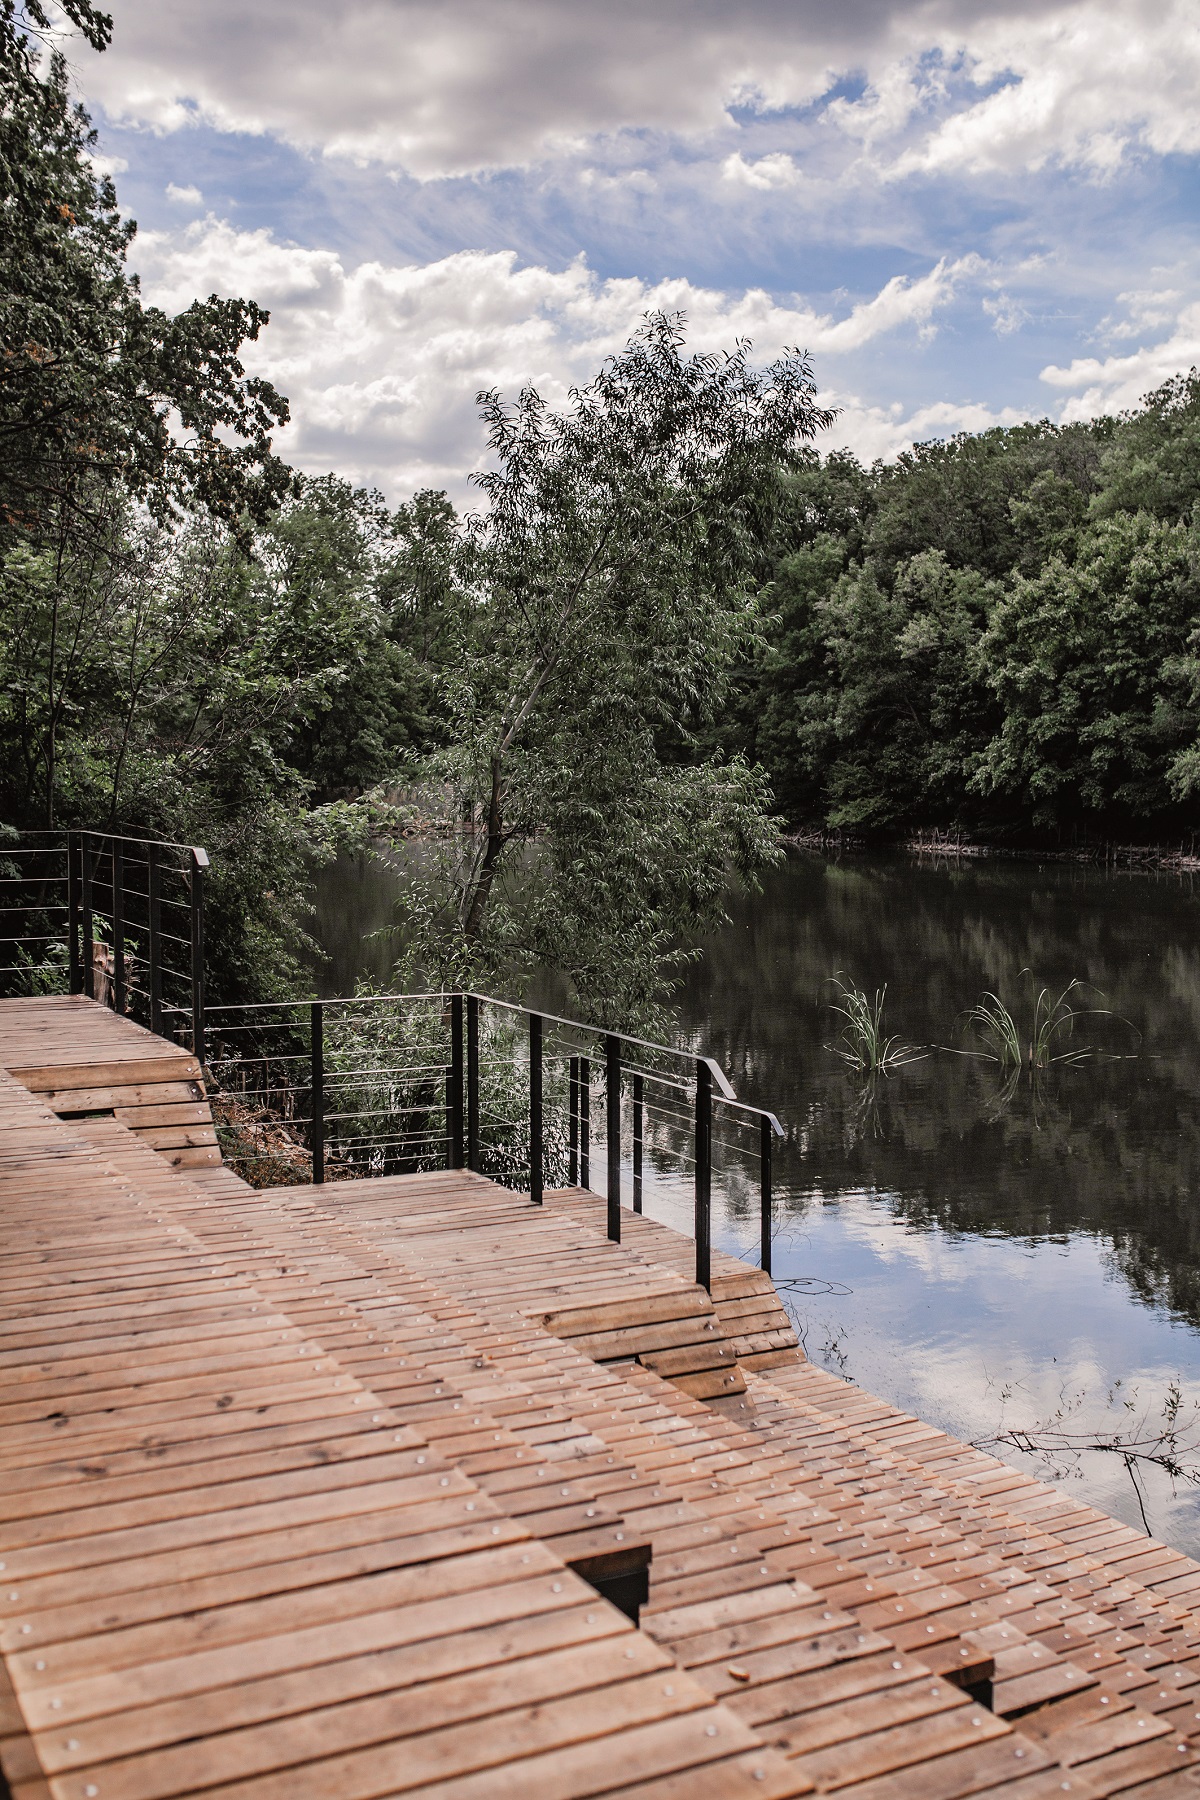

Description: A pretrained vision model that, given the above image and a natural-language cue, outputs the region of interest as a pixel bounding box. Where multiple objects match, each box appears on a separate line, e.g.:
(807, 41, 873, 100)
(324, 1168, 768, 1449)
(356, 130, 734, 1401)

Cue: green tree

(1091, 370, 1200, 526)
(810, 550, 996, 831)
(867, 422, 1108, 580)
(971, 512, 1200, 827)
(1, 0, 291, 550)
(1, 0, 296, 831)
(280, 482, 468, 798)
(722, 391, 1200, 842)
(389, 313, 834, 1022)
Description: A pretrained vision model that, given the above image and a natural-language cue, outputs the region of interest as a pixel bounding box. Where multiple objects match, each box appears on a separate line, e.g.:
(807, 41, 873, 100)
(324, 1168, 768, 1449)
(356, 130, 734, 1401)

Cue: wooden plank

(12, 1056, 201, 1090)
(161, 1143, 223, 1168)
(132, 1124, 219, 1150)
(33, 1601, 627, 1773)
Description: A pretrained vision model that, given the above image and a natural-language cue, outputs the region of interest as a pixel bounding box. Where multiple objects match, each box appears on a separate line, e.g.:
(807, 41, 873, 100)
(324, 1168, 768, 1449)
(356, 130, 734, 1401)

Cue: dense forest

(729, 394, 1200, 843)
(4, 1, 1200, 1013)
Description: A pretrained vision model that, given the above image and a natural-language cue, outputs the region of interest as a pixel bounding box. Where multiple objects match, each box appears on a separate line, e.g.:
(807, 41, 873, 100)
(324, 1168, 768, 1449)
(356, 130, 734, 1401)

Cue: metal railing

(0, 828, 208, 1056)
(1, 825, 787, 1287)
(202, 989, 784, 1291)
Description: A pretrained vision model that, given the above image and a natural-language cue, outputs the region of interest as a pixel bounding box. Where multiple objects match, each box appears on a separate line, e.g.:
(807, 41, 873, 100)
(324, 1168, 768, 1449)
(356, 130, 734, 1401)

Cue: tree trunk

(463, 754, 504, 942)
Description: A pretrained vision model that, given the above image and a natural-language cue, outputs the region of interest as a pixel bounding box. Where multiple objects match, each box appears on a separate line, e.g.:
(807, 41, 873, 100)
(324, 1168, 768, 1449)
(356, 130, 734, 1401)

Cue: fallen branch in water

(973, 1379, 1200, 1535)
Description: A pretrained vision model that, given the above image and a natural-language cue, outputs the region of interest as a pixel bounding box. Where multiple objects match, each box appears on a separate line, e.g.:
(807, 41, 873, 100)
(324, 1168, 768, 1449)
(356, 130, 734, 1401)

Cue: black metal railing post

(190, 847, 208, 1064)
(694, 1058, 712, 1292)
(79, 828, 94, 1000)
(760, 1114, 773, 1276)
(606, 1033, 621, 1242)
(80, 832, 94, 1001)
(112, 840, 126, 1015)
(579, 1055, 590, 1190)
(632, 1072, 643, 1214)
(148, 843, 162, 1036)
(311, 1001, 325, 1186)
(530, 1012, 543, 1205)
(569, 1056, 579, 1185)
(67, 831, 81, 995)
(449, 992, 464, 1168)
(466, 993, 480, 1171)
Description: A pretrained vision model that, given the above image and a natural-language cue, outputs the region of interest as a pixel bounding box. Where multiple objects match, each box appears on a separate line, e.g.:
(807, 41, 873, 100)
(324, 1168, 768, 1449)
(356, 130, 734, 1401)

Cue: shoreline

(785, 827, 1200, 874)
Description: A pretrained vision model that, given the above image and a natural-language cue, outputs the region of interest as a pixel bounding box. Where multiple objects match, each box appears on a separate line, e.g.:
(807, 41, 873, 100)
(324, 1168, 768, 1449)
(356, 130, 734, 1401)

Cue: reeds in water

(827, 975, 926, 1073)
(965, 975, 1115, 1069)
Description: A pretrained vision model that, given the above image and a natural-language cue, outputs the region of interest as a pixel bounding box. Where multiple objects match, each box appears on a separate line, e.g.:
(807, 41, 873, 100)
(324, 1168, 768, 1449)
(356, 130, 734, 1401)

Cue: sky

(62, 0, 1200, 505)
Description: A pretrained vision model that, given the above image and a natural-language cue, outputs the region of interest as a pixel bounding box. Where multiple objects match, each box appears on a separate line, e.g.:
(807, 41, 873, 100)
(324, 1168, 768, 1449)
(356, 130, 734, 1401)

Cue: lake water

(313, 846, 1200, 1555)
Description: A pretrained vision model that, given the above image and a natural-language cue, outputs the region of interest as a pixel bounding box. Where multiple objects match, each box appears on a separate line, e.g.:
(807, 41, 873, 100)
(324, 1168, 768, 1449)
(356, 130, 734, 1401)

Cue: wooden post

(606, 1033, 620, 1242)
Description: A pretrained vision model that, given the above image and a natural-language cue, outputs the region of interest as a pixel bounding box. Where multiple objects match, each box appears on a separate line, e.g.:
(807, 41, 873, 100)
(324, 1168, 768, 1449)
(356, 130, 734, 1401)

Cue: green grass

(827, 975, 926, 1073)
(965, 974, 1121, 1068)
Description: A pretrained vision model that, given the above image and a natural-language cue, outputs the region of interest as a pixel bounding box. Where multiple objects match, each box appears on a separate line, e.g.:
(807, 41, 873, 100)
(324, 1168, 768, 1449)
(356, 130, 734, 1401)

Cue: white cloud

(721, 152, 804, 191)
(816, 257, 982, 352)
(165, 181, 203, 204)
(80, 1, 1200, 185)
(983, 292, 1030, 337)
(1040, 299, 1200, 419)
(1100, 288, 1184, 343)
(132, 220, 982, 499)
(827, 393, 1030, 464)
(881, 2, 1200, 179)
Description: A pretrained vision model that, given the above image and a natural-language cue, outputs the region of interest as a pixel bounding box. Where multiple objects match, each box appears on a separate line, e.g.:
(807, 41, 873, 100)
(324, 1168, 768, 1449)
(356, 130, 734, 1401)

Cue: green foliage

(734, 380, 1200, 840)
(971, 512, 1200, 823)
(0, 5, 291, 548)
(963, 974, 1125, 1070)
(383, 312, 832, 1026)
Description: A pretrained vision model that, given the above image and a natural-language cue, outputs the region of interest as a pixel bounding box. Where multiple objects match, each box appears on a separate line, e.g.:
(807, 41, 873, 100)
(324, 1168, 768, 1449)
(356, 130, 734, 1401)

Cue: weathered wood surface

(0, 1074, 803, 1800)
(0, 994, 216, 1167)
(545, 1186, 802, 1369)
(5, 994, 1200, 1800)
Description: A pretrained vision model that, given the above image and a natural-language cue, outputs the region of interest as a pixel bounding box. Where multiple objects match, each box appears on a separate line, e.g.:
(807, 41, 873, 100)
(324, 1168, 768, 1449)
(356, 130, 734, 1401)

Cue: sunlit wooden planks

(545, 1186, 803, 1369)
(9, 995, 1200, 1800)
(68, 1122, 1032, 1794)
(0, 1073, 810, 1800)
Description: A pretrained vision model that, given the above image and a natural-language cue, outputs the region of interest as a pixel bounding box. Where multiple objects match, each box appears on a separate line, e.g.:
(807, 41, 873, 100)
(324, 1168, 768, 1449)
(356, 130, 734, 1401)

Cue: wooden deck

(4, 999, 1200, 1800)
(0, 995, 217, 1169)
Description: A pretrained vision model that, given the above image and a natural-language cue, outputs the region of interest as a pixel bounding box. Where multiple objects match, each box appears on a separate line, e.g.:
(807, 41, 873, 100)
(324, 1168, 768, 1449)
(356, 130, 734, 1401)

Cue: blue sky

(69, 0, 1200, 503)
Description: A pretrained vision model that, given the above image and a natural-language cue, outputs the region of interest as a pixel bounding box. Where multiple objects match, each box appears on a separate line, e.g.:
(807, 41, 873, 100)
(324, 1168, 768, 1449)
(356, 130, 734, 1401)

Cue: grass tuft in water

(964, 973, 1124, 1069)
(827, 975, 927, 1073)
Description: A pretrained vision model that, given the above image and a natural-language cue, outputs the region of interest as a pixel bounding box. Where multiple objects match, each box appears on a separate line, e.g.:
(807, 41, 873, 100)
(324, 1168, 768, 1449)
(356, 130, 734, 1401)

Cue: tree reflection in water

(671, 849, 1200, 1549)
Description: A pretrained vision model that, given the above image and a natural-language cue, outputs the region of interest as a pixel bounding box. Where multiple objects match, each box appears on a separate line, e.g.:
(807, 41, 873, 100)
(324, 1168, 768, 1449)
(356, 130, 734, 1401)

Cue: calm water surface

(314, 848, 1200, 1554)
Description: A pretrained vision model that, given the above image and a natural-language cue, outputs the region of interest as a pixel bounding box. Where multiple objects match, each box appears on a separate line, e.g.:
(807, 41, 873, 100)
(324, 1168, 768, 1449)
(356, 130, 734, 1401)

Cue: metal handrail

(0, 827, 207, 1057)
(3, 823, 786, 1290)
(202, 986, 786, 1291)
